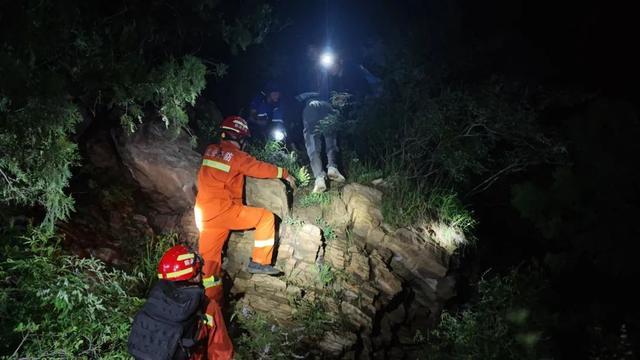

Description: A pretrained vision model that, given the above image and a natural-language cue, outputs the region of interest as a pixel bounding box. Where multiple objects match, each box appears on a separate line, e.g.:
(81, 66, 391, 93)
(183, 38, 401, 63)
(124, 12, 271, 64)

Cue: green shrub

(133, 233, 178, 294)
(315, 264, 336, 288)
(283, 216, 305, 227)
(0, 229, 145, 358)
(422, 268, 551, 360)
(291, 298, 334, 338)
(0, 228, 179, 358)
(248, 141, 311, 187)
(427, 190, 477, 234)
(299, 192, 333, 208)
(343, 155, 383, 184)
(378, 172, 475, 236)
(233, 306, 304, 360)
(315, 217, 337, 242)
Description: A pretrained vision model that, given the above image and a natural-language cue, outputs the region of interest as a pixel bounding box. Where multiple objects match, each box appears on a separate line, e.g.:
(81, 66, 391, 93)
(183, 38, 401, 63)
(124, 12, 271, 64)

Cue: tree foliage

(356, 70, 564, 191)
(0, 0, 275, 229)
(0, 99, 81, 230)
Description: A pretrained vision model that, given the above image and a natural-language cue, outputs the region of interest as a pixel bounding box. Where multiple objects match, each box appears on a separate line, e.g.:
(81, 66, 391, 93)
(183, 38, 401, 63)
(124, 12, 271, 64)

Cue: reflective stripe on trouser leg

(252, 210, 275, 265)
(202, 275, 222, 289)
(198, 228, 228, 304)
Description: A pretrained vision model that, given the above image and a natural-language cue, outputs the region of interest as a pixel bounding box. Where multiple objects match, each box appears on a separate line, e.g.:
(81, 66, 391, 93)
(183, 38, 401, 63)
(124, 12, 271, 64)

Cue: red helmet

(157, 245, 202, 281)
(221, 115, 250, 138)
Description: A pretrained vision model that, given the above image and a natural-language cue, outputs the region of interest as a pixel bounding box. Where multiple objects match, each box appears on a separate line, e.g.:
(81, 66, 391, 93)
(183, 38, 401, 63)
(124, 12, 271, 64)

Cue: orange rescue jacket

(195, 140, 288, 217)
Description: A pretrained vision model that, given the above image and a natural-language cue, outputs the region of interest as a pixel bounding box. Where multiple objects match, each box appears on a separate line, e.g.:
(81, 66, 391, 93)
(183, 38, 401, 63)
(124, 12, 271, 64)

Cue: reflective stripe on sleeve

(277, 167, 283, 178)
(254, 238, 275, 248)
(202, 159, 231, 172)
(202, 275, 222, 289)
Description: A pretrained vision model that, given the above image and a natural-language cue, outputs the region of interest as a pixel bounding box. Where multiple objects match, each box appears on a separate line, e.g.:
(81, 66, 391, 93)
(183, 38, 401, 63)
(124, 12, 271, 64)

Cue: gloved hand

(285, 174, 297, 192)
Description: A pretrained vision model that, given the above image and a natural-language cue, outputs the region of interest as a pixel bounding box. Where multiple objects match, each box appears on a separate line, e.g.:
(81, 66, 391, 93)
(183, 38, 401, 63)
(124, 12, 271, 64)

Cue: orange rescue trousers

(192, 299, 233, 360)
(197, 202, 277, 359)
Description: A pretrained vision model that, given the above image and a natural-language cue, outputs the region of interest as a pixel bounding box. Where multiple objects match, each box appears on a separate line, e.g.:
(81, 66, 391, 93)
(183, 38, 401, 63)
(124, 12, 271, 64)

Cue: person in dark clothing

(297, 47, 381, 192)
(248, 81, 284, 140)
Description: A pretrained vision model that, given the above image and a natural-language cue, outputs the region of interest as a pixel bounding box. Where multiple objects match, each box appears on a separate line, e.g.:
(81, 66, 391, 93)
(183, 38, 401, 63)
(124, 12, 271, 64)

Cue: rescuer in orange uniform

(194, 115, 296, 359)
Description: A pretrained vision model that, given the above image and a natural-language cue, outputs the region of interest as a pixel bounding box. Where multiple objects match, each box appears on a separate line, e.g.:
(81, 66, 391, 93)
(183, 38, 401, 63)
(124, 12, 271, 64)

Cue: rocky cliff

(228, 181, 456, 358)
(80, 122, 457, 358)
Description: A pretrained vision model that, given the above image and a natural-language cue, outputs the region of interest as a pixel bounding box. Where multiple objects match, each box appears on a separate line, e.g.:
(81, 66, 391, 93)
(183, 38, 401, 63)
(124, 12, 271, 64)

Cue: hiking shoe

(327, 166, 346, 182)
(247, 260, 282, 275)
(313, 176, 327, 193)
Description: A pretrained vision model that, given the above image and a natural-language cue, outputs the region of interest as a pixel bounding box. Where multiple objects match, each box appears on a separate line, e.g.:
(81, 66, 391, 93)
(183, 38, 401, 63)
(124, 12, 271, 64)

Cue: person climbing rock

(194, 115, 296, 298)
(298, 95, 346, 193)
(128, 245, 232, 360)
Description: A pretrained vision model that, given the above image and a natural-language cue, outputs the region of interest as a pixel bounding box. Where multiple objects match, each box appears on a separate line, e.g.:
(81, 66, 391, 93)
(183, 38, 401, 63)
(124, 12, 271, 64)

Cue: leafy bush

(342, 153, 383, 184)
(356, 75, 564, 192)
(0, 229, 145, 358)
(315, 217, 337, 242)
(427, 190, 477, 234)
(315, 263, 338, 288)
(133, 233, 178, 294)
(342, 62, 565, 231)
(0, 226, 181, 358)
(291, 298, 334, 338)
(283, 215, 306, 228)
(248, 140, 311, 187)
(299, 192, 333, 208)
(423, 268, 551, 360)
(233, 305, 305, 360)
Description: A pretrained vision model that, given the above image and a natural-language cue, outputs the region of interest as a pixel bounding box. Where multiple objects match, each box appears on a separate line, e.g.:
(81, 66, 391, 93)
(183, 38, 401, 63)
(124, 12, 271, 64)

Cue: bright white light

(319, 52, 335, 68)
(272, 129, 286, 142)
(194, 205, 203, 232)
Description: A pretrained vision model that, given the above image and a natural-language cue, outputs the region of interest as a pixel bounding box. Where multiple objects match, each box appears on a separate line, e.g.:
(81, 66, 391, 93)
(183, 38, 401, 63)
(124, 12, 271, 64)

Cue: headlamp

(319, 51, 335, 68)
(272, 127, 286, 142)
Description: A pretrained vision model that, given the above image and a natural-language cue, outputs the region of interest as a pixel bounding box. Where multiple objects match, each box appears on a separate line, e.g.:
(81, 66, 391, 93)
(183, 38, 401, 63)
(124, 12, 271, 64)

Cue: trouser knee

(258, 210, 274, 229)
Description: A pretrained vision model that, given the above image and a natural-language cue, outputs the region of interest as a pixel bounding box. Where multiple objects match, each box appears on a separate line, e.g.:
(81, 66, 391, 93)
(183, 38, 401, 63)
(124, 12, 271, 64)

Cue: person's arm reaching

(235, 152, 288, 179)
(235, 152, 297, 190)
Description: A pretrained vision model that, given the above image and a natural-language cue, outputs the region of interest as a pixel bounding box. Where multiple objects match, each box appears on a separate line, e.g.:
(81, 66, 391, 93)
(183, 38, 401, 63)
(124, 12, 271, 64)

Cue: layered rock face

(226, 182, 457, 358)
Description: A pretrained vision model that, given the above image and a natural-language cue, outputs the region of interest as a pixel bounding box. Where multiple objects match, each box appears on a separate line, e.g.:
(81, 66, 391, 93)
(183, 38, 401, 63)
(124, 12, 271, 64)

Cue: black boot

(246, 259, 282, 275)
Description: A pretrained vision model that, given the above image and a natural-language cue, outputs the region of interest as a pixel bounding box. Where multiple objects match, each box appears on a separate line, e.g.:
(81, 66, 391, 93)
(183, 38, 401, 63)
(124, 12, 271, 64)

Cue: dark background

(210, 0, 640, 357)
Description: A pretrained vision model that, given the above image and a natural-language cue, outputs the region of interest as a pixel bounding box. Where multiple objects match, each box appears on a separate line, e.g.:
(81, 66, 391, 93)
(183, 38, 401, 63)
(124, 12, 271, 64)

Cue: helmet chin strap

(221, 132, 245, 148)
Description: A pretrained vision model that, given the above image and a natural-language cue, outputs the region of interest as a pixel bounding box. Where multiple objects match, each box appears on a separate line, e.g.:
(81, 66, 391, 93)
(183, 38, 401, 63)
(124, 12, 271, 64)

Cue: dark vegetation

(2, 0, 640, 358)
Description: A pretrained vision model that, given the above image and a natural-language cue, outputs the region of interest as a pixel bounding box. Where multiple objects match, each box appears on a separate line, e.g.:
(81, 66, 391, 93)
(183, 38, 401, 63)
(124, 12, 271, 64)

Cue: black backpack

(128, 280, 205, 360)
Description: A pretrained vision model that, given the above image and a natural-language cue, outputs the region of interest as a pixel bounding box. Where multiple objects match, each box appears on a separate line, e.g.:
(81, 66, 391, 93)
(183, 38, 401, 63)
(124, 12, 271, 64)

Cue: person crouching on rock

(128, 245, 226, 360)
(193, 115, 297, 358)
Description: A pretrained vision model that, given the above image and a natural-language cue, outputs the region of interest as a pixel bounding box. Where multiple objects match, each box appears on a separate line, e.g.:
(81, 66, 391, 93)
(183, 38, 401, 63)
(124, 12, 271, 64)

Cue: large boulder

(387, 228, 450, 280)
(245, 177, 289, 219)
(342, 183, 384, 237)
(113, 121, 200, 242)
